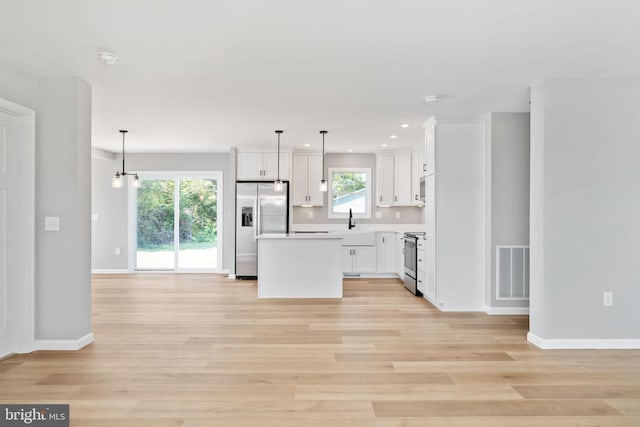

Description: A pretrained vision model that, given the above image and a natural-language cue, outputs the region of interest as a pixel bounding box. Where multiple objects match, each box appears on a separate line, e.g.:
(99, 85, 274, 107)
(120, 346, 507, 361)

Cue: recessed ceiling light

(424, 95, 438, 104)
(304, 143, 310, 147)
(347, 149, 353, 152)
(401, 123, 409, 128)
(98, 51, 118, 65)
(381, 144, 388, 148)
(390, 135, 397, 139)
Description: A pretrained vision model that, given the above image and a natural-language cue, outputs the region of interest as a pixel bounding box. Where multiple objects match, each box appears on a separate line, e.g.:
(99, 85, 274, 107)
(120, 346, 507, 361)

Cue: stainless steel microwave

(419, 176, 426, 203)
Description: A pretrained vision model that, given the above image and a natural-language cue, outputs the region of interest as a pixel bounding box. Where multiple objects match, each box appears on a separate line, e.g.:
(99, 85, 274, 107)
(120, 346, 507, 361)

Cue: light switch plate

(603, 291, 613, 306)
(375, 211, 382, 219)
(45, 216, 60, 231)
(395, 211, 401, 219)
(308, 211, 314, 219)
(92, 213, 100, 222)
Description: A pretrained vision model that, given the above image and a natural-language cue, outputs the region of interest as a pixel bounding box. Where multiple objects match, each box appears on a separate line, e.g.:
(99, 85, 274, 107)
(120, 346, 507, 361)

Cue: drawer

(417, 250, 426, 270)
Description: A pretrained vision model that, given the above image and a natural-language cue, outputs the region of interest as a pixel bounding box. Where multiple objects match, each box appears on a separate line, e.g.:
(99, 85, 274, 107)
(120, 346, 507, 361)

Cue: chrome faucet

(348, 208, 356, 229)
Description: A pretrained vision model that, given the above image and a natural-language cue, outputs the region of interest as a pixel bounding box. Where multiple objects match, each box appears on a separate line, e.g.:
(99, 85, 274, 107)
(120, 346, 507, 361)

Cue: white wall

(435, 120, 486, 311)
(485, 113, 530, 310)
(1, 62, 93, 344)
(91, 153, 234, 272)
(529, 79, 640, 346)
(92, 156, 129, 270)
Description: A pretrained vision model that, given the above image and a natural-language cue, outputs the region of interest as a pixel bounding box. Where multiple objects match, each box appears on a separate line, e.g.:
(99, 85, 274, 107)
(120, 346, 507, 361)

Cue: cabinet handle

(394, 195, 398, 202)
(415, 194, 419, 200)
(382, 237, 385, 243)
(379, 196, 382, 202)
(418, 259, 423, 262)
(423, 164, 427, 172)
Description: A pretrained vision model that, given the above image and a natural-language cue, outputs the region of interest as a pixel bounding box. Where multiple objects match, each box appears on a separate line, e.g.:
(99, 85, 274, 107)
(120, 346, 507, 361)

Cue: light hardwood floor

(1, 274, 640, 426)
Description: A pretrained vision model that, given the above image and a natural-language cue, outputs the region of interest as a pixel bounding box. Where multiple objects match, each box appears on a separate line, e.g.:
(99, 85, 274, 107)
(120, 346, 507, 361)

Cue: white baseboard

(527, 332, 640, 349)
(35, 333, 94, 351)
(91, 269, 130, 274)
(485, 306, 530, 315)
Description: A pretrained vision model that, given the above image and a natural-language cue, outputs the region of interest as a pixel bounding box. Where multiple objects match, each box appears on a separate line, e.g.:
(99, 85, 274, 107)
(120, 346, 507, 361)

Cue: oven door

(404, 237, 417, 278)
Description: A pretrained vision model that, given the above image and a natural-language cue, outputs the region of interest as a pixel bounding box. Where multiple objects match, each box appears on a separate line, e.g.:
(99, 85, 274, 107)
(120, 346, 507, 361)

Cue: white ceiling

(1, 0, 640, 153)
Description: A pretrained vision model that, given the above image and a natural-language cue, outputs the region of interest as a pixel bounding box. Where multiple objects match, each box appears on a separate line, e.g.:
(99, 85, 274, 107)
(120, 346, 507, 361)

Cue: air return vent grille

(496, 246, 530, 300)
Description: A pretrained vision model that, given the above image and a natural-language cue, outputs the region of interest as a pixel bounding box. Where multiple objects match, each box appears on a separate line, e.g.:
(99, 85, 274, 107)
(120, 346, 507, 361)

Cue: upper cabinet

(411, 140, 425, 206)
(376, 155, 395, 206)
(292, 153, 324, 206)
(375, 153, 412, 206)
(237, 152, 291, 181)
(424, 118, 436, 176)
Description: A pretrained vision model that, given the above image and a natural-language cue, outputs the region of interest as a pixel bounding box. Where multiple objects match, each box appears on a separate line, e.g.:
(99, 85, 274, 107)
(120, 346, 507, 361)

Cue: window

(328, 168, 371, 219)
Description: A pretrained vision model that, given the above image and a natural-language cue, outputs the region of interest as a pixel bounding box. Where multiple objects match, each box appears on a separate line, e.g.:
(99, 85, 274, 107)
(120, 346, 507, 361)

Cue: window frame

(327, 167, 372, 219)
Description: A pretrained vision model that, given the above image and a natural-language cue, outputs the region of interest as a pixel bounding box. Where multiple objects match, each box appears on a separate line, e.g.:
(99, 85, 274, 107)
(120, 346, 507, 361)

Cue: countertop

(256, 233, 344, 240)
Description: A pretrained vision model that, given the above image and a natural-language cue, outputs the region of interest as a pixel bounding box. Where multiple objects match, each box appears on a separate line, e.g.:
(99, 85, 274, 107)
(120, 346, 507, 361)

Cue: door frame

(128, 171, 224, 272)
(0, 97, 35, 354)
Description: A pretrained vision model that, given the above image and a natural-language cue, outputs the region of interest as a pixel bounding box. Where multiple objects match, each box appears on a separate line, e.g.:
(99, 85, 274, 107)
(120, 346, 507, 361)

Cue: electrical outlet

(44, 216, 60, 231)
(91, 213, 100, 222)
(115, 248, 121, 255)
(603, 291, 613, 306)
(308, 211, 314, 219)
(375, 211, 382, 219)
(395, 211, 401, 220)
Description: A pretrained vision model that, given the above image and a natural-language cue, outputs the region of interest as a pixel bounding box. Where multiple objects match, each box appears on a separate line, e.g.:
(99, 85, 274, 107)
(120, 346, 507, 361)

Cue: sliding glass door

(134, 173, 222, 271)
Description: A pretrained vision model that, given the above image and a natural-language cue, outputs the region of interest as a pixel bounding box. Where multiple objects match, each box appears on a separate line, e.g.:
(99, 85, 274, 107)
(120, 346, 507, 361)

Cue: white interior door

(0, 111, 19, 357)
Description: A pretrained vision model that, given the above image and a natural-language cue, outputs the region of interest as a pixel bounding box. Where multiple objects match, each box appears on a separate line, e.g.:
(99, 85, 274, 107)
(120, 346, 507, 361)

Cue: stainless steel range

(403, 232, 424, 296)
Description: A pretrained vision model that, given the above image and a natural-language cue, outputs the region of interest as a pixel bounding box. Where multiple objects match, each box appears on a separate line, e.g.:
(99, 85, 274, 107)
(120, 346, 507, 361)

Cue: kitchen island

(256, 233, 344, 298)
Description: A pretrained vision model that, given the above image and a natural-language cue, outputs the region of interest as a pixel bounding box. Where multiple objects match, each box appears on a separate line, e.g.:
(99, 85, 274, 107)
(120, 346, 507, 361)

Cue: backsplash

(292, 205, 424, 225)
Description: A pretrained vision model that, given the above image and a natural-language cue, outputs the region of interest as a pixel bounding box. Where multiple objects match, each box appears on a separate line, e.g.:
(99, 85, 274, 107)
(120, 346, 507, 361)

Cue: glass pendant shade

(112, 172, 123, 188)
(274, 179, 283, 192)
(133, 175, 141, 188)
(319, 179, 327, 192)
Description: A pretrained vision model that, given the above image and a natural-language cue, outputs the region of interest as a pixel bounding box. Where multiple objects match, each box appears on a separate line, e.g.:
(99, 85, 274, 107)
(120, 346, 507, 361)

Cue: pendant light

(112, 130, 140, 188)
(319, 130, 328, 192)
(274, 130, 284, 192)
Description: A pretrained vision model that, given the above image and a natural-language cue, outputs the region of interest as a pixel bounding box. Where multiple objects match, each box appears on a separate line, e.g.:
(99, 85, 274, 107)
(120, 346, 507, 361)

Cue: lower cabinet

(342, 246, 377, 274)
(376, 232, 397, 273)
(417, 240, 426, 296)
(396, 233, 405, 278)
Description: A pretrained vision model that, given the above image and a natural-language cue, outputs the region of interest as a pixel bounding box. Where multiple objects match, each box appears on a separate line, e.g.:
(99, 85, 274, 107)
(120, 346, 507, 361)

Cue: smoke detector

(98, 51, 118, 65)
(424, 95, 438, 104)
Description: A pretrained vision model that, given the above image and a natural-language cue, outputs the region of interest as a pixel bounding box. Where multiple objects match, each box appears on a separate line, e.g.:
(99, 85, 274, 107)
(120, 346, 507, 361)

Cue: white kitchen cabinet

(376, 155, 395, 206)
(424, 118, 436, 176)
(238, 152, 290, 181)
(292, 153, 324, 206)
(394, 153, 412, 205)
(395, 233, 405, 278)
(376, 153, 412, 206)
(425, 174, 436, 302)
(417, 239, 426, 295)
(342, 246, 377, 274)
(412, 140, 425, 206)
(376, 232, 396, 273)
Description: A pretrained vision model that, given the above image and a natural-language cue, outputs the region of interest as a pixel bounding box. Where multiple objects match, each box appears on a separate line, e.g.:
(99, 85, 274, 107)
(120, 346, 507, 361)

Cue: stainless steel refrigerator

(235, 181, 289, 278)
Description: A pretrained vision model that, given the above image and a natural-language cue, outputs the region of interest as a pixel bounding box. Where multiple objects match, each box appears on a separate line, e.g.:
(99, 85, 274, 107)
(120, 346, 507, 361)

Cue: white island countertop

(257, 233, 344, 240)
(256, 233, 343, 298)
